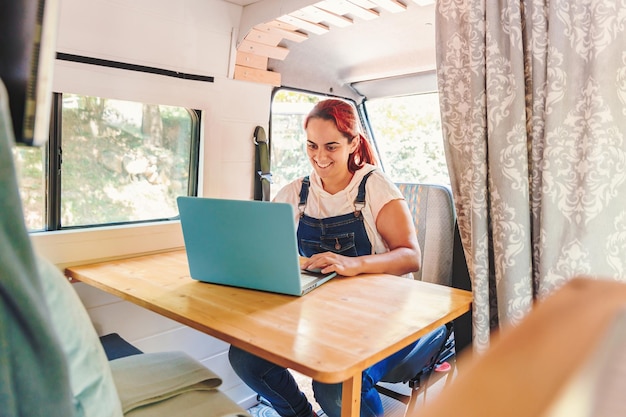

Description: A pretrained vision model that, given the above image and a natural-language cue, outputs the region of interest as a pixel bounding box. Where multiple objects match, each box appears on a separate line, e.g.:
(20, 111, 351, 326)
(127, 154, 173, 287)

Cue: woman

(229, 99, 422, 417)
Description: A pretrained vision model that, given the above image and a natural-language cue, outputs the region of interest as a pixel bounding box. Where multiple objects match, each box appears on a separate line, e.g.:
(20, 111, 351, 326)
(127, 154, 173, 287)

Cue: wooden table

(65, 249, 472, 417)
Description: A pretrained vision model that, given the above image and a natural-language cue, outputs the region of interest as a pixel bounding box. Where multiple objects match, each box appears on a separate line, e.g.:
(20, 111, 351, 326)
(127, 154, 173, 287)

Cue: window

(269, 90, 325, 200)
(13, 93, 199, 231)
(364, 93, 449, 186)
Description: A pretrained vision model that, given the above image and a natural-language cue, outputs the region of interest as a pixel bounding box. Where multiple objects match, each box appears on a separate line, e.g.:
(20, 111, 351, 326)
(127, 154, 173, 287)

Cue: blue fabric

(228, 342, 419, 417)
(229, 347, 313, 417)
(297, 211, 372, 257)
(0, 80, 76, 417)
(311, 342, 419, 417)
(100, 333, 144, 361)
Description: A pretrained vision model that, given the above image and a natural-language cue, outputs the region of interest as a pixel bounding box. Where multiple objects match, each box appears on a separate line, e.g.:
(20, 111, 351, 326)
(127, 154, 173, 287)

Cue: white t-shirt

(273, 164, 404, 255)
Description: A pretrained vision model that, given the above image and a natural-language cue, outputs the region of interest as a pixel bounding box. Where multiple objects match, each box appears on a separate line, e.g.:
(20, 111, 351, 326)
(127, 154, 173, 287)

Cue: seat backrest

(396, 183, 456, 286)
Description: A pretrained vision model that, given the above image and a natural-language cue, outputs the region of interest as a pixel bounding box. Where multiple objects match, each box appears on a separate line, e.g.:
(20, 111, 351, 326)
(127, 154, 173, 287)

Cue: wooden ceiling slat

(266, 19, 300, 32)
(256, 22, 309, 43)
(367, 0, 407, 13)
(234, 64, 281, 86)
(235, 51, 268, 71)
(347, 0, 378, 9)
(292, 5, 353, 28)
(276, 14, 330, 35)
(245, 28, 283, 46)
(316, 0, 379, 20)
(239, 39, 290, 60)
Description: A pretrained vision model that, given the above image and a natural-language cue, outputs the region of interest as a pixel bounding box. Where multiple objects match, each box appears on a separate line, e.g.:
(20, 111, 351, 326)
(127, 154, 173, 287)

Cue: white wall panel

(80, 298, 181, 338)
(133, 326, 230, 360)
(56, 0, 239, 77)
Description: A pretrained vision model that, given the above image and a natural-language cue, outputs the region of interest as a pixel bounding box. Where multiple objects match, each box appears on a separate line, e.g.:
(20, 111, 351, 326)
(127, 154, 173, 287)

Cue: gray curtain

(435, 0, 626, 351)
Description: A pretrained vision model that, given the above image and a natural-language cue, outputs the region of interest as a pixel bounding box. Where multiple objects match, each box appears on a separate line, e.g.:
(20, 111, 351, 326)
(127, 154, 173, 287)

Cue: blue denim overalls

(297, 170, 375, 258)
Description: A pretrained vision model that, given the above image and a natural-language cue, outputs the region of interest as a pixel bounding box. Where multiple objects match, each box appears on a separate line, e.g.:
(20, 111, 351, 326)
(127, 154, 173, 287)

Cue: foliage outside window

(12, 146, 46, 230)
(13, 94, 198, 231)
(270, 90, 324, 200)
(365, 93, 450, 186)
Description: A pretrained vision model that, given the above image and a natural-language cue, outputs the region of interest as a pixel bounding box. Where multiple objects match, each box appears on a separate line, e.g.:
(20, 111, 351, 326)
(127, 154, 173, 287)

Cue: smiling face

(305, 117, 359, 194)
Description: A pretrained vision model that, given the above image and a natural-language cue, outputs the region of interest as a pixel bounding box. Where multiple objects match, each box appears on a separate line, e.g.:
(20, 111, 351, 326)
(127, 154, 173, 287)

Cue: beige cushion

(110, 351, 250, 417)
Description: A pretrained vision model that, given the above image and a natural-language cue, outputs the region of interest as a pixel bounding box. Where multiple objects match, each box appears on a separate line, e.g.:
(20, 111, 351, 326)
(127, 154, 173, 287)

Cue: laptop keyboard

(300, 273, 319, 288)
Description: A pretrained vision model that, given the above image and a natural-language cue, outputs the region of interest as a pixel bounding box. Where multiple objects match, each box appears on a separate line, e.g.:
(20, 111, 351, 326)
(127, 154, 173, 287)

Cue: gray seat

(376, 183, 458, 417)
(395, 183, 456, 286)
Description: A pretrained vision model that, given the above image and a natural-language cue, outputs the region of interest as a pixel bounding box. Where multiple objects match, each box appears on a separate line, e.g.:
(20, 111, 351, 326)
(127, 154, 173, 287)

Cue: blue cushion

(100, 333, 143, 361)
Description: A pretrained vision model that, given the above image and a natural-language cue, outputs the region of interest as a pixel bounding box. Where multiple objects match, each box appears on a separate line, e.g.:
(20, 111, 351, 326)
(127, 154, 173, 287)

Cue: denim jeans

(228, 341, 419, 417)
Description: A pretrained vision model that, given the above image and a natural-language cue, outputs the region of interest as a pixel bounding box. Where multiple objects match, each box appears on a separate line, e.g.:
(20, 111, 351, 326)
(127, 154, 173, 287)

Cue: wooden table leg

(341, 375, 361, 417)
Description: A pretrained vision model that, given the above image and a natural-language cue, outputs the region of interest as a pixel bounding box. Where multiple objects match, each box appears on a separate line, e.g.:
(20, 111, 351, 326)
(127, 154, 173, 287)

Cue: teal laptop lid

(176, 196, 336, 296)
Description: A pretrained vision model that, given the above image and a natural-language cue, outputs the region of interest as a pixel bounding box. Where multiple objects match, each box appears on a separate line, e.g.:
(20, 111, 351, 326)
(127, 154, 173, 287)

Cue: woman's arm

(302, 199, 421, 276)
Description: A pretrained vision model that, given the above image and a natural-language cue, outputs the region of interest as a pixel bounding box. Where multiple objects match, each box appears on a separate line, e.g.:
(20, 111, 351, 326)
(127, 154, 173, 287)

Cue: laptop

(176, 196, 337, 296)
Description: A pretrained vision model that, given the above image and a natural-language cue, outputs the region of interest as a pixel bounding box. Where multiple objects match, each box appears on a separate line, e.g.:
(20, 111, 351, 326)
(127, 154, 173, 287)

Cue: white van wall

(31, 0, 273, 407)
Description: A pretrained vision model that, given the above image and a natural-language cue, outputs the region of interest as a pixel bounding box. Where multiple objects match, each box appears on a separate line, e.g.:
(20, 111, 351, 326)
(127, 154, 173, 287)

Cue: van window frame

(16, 92, 201, 232)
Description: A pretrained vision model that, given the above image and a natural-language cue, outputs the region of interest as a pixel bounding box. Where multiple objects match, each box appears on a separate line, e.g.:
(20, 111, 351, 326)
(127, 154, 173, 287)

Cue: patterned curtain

(435, 0, 626, 351)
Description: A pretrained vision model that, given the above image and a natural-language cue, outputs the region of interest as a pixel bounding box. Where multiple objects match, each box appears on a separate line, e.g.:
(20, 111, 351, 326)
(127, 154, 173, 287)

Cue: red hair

(304, 99, 377, 173)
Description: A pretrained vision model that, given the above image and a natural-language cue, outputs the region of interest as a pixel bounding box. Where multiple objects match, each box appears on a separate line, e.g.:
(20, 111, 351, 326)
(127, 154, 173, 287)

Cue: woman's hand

(301, 252, 363, 276)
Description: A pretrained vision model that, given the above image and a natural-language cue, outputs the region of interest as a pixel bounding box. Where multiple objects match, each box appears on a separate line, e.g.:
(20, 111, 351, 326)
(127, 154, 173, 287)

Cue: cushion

(37, 257, 123, 417)
(110, 351, 251, 417)
(99, 333, 143, 361)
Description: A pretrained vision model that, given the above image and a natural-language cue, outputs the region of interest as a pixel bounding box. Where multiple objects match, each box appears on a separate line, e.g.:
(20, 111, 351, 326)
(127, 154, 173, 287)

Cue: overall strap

(299, 170, 376, 217)
(298, 176, 310, 217)
(353, 170, 375, 216)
